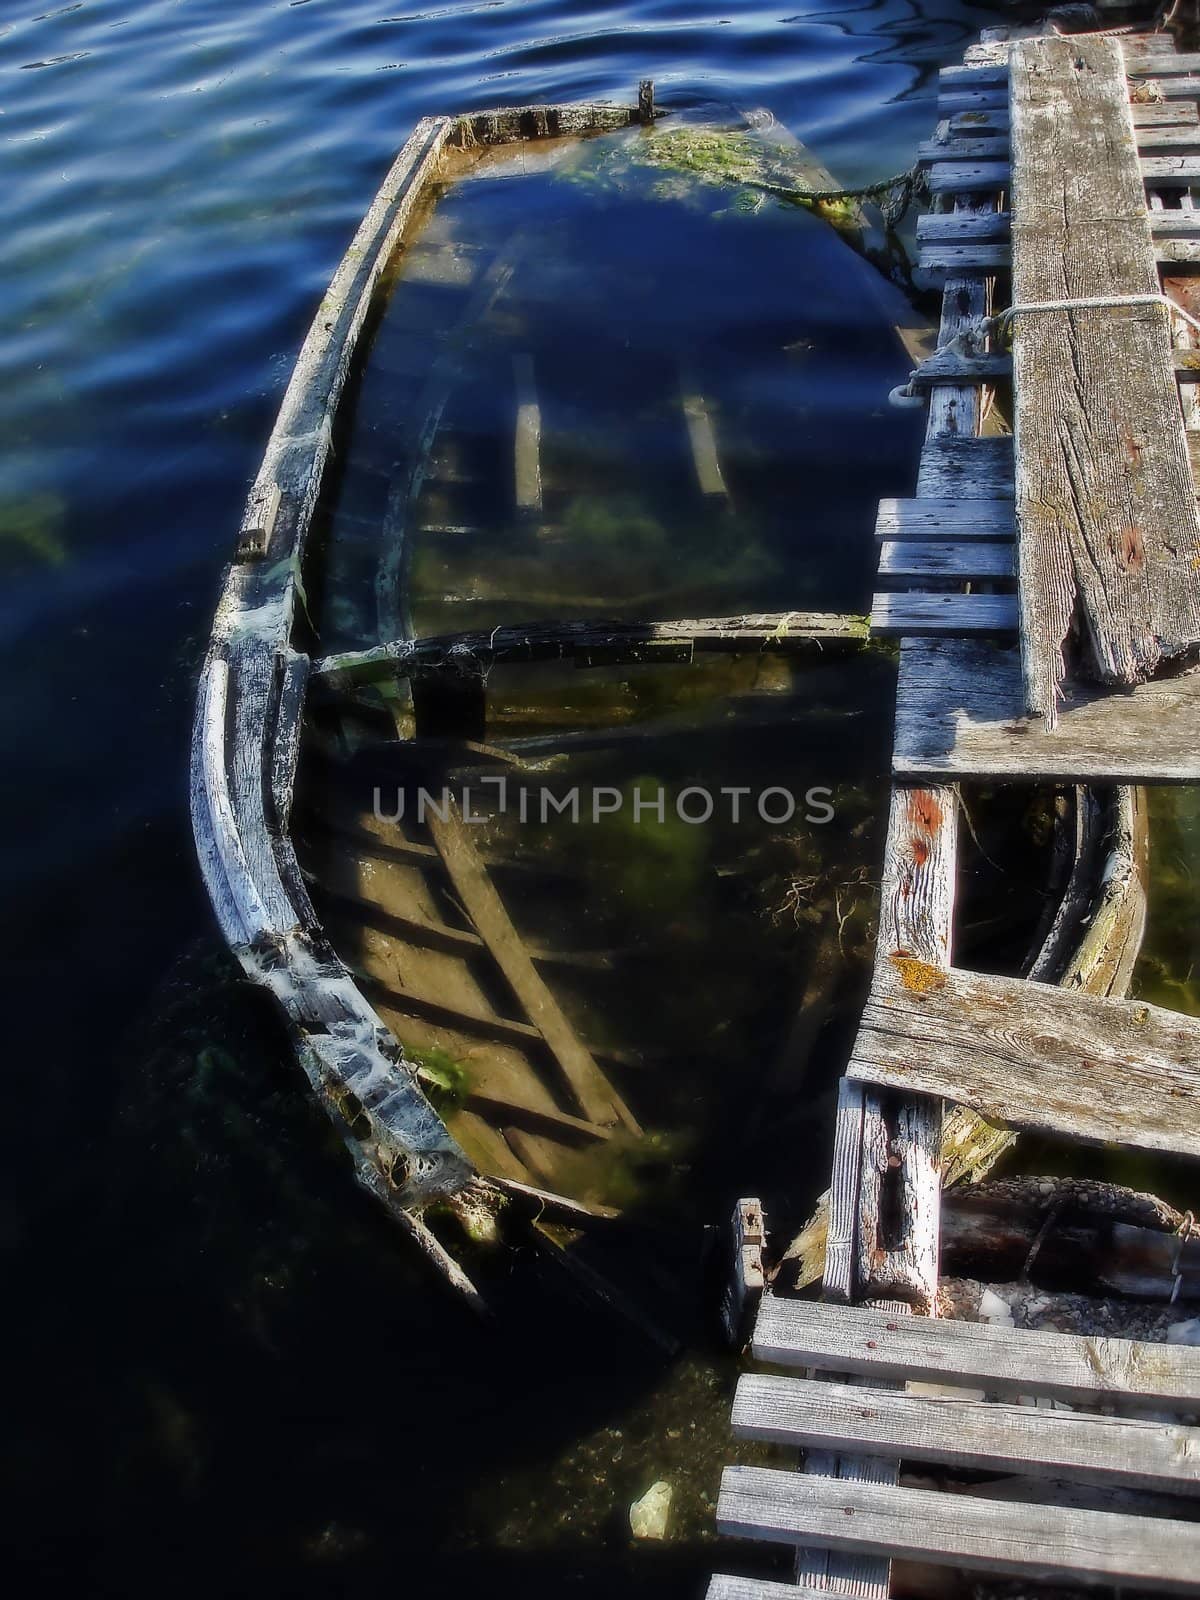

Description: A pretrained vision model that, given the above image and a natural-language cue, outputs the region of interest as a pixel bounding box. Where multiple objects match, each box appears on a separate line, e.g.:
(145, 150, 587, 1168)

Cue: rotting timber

(711, 20, 1200, 1600)
(191, 84, 907, 1320)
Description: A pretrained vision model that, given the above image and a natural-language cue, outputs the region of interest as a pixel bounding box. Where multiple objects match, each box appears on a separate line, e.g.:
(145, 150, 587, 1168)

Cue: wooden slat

(937, 88, 1007, 114)
(927, 159, 1009, 193)
(950, 100, 1200, 134)
(870, 593, 1017, 637)
(1011, 36, 1200, 722)
(920, 240, 1200, 273)
(708, 1580, 843, 1600)
(717, 1466, 1200, 1593)
(905, 351, 1011, 387)
(732, 1373, 1200, 1494)
(942, 55, 1200, 87)
(924, 126, 1200, 161)
(917, 243, 1010, 274)
(849, 957, 1200, 1157)
(894, 636, 1200, 783)
(1142, 153, 1200, 184)
(915, 435, 1012, 498)
(930, 154, 1200, 189)
(915, 210, 1010, 242)
(875, 497, 1013, 541)
(878, 539, 1014, 581)
(753, 1296, 1200, 1407)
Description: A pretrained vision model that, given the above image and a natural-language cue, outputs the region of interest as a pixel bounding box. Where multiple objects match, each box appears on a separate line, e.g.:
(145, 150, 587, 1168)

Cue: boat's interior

(288, 113, 1067, 1237)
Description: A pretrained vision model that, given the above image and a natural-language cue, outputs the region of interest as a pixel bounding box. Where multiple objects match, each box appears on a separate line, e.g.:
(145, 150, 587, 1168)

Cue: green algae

(0, 491, 67, 569)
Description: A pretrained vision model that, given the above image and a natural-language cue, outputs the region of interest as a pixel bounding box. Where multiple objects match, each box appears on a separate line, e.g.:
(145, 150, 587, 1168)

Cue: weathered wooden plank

(708, 1579, 848, 1600)
(914, 345, 1200, 388)
(1011, 36, 1200, 722)
(894, 636, 1200, 782)
(512, 352, 542, 513)
(919, 209, 1200, 245)
(717, 1465, 1200, 1592)
(915, 209, 1010, 242)
(915, 435, 1012, 498)
(943, 54, 1200, 89)
(937, 88, 1007, 114)
(870, 593, 1018, 637)
(313, 612, 867, 688)
(878, 541, 1014, 580)
(732, 1373, 1200, 1493)
(753, 1296, 1200, 1406)
(1142, 153, 1200, 184)
(926, 159, 1010, 193)
(949, 100, 1200, 134)
(917, 243, 1010, 274)
(424, 796, 639, 1132)
(930, 153, 1200, 188)
(921, 239, 1200, 273)
(875, 497, 1014, 541)
(822, 1077, 866, 1305)
(905, 351, 1011, 387)
(849, 956, 1200, 1157)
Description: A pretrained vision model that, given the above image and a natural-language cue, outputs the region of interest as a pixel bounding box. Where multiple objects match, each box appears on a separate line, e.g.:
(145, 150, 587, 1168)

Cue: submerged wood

(313, 612, 867, 689)
(941, 1182, 1200, 1301)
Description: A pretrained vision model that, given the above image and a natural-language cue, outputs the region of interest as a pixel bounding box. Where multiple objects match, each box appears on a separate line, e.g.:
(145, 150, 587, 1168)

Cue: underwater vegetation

(0, 490, 67, 569)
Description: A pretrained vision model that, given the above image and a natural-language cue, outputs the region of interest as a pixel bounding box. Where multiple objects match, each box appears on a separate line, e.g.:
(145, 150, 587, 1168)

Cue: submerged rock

(629, 1479, 672, 1541)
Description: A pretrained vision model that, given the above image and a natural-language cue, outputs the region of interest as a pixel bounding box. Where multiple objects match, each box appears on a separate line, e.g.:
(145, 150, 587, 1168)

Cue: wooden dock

(710, 21, 1200, 1597)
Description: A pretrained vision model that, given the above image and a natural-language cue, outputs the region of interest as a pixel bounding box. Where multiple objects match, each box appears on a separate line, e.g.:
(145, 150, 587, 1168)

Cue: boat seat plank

(732, 1373, 1200, 1494)
(717, 1465, 1200, 1593)
(875, 497, 1013, 541)
(752, 1296, 1200, 1408)
(1011, 36, 1200, 722)
(870, 593, 1018, 637)
(313, 611, 866, 688)
(848, 957, 1200, 1158)
(894, 636, 1200, 783)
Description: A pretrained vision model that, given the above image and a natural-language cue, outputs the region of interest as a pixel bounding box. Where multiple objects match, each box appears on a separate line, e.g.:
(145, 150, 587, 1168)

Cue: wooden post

(639, 79, 655, 125)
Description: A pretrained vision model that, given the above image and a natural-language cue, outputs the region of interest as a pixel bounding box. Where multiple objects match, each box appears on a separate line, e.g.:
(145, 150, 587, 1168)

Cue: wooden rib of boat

(191, 80, 1155, 1317)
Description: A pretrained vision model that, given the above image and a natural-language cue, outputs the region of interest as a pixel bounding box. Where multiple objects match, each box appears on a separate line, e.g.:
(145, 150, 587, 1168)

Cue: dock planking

(752, 1296, 1200, 1408)
(893, 636, 1200, 783)
(1010, 35, 1200, 723)
(717, 1465, 1200, 1593)
(732, 1373, 1200, 1494)
(849, 957, 1200, 1157)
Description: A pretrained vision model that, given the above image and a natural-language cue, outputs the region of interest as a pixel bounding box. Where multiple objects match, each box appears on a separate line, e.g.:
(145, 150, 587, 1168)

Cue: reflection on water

(5, 1, 1016, 1594)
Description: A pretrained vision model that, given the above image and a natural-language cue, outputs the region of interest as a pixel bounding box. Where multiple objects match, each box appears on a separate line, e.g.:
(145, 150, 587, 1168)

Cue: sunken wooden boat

(190, 86, 886, 1307)
(191, 81, 1164, 1319)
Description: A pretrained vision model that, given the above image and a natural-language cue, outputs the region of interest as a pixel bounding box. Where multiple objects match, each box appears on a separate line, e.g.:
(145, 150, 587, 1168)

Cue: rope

(889, 290, 1200, 409)
(756, 162, 928, 229)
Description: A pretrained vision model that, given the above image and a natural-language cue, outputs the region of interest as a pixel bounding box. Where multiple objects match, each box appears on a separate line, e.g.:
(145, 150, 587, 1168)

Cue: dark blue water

(3, 2, 1013, 1592)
